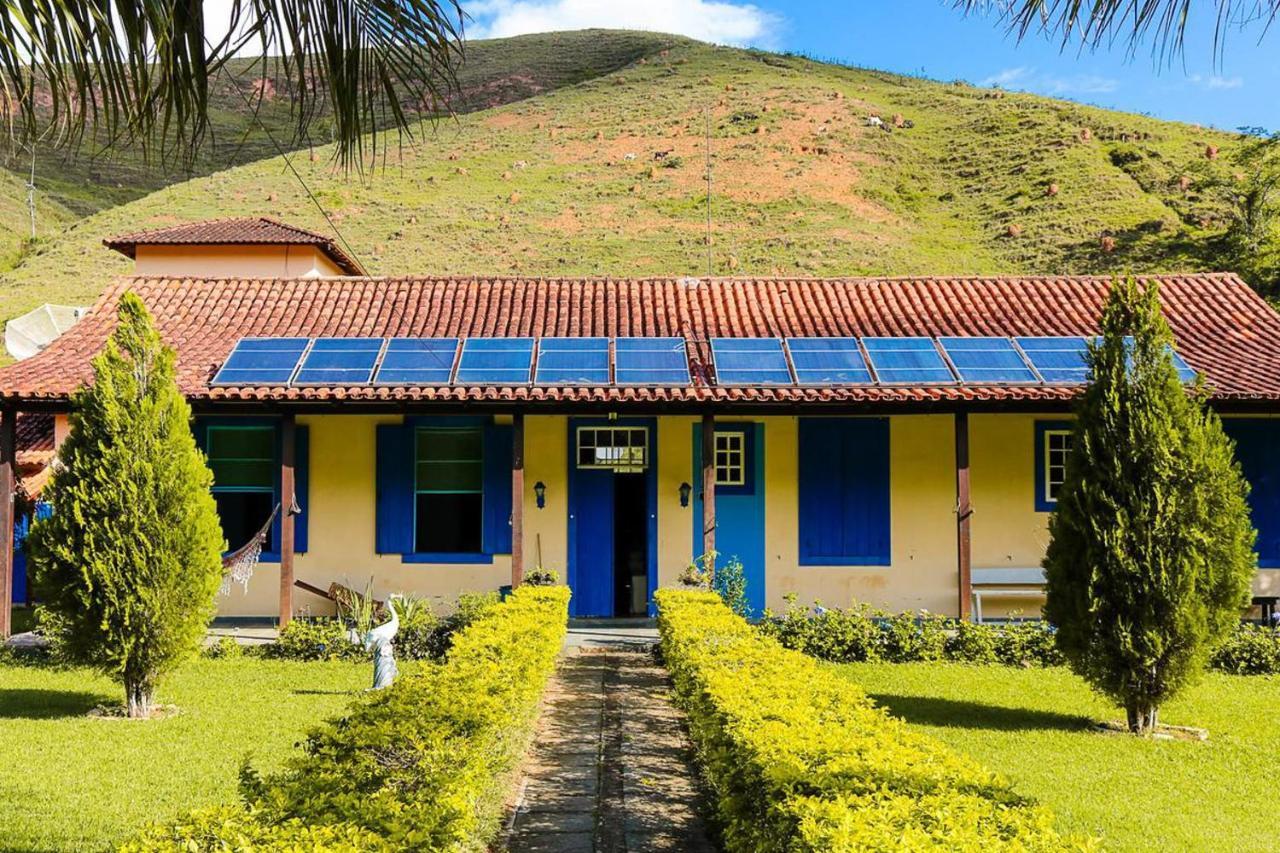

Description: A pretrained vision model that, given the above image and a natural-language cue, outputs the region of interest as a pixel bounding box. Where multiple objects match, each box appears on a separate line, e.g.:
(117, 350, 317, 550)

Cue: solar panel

(1169, 349, 1197, 382)
(293, 337, 383, 385)
(534, 338, 610, 385)
(710, 338, 793, 385)
(1015, 337, 1091, 384)
(861, 337, 956, 384)
(373, 338, 458, 385)
(615, 337, 691, 385)
(786, 338, 873, 384)
(454, 337, 535, 385)
(938, 337, 1040, 384)
(212, 337, 309, 385)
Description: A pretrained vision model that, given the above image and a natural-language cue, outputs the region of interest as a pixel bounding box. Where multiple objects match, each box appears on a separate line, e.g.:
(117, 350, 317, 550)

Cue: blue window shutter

(376, 424, 415, 554)
(799, 419, 891, 565)
(294, 425, 309, 553)
(483, 423, 514, 555)
(1224, 419, 1280, 568)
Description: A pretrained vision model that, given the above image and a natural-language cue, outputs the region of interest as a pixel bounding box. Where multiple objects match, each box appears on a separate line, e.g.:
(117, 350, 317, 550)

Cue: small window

(576, 427, 648, 473)
(207, 425, 277, 551)
(715, 431, 746, 485)
(1044, 430, 1073, 503)
(415, 427, 484, 553)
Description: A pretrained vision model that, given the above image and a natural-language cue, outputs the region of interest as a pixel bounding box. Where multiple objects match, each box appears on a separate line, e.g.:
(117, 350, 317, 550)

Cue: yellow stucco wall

(133, 244, 345, 278)
(213, 411, 1278, 621)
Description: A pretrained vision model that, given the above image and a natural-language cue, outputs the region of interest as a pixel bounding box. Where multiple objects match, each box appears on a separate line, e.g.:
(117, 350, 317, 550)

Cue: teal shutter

(376, 424, 415, 554)
(482, 423, 513, 555)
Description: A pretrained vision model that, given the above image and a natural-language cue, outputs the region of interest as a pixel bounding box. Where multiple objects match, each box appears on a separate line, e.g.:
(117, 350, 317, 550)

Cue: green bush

(762, 599, 1063, 668)
(129, 585, 570, 851)
(257, 618, 365, 662)
(1210, 624, 1280, 675)
(656, 590, 1090, 852)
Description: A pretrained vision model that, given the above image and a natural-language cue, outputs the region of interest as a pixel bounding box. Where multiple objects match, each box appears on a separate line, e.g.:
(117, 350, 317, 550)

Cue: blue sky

(465, 0, 1278, 132)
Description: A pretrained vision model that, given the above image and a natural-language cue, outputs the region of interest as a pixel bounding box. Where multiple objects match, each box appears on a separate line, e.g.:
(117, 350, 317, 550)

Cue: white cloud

(981, 66, 1118, 97)
(980, 67, 1031, 87)
(467, 0, 782, 48)
(1043, 74, 1119, 95)
(1189, 73, 1244, 90)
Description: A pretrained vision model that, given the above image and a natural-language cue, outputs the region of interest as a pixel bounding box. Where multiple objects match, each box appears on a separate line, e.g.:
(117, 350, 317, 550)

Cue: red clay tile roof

(103, 217, 366, 276)
(1, 273, 1278, 411)
(0, 412, 57, 496)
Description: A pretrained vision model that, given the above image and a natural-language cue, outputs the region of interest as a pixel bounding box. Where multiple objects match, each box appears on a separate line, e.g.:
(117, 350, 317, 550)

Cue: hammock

(220, 502, 282, 595)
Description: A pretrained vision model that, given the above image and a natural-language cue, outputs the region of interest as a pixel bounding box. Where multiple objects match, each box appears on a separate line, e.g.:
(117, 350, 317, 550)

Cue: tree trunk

(125, 675, 155, 719)
(1125, 700, 1160, 734)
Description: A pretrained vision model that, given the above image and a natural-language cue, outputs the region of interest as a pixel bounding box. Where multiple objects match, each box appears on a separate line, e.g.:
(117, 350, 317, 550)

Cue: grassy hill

(0, 31, 1262, 328)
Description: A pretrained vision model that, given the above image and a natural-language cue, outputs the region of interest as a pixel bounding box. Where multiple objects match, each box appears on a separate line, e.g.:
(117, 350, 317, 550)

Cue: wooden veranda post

(511, 412, 525, 588)
(0, 405, 14, 640)
(955, 411, 973, 620)
(279, 413, 296, 628)
(701, 412, 716, 570)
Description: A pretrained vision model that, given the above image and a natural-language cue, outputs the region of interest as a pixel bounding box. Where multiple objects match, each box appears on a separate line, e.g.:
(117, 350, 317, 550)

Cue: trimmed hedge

(125, 585, 570, 852)
(759, 598, 1063, 667)
(763, 598, 1279, 675)
(656, 589, 1093, 852)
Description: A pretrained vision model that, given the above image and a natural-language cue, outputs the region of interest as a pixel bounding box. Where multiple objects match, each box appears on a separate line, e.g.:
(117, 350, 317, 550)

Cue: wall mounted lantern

(534, 481, 547, 509)
(679, 481, 692, 508)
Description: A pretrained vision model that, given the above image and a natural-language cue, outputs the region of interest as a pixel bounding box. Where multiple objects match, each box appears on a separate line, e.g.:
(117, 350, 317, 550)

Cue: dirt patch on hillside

(551, 96, 896, 224)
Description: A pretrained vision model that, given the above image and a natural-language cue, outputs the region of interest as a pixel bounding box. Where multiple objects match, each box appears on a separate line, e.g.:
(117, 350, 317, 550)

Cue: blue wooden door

(570, 466, 615, 617)
(693, 422, 766, 615)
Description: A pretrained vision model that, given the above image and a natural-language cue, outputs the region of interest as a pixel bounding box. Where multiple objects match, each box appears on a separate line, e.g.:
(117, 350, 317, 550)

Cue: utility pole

(704, 107, 713, 277)
(25, 145, 36, 240)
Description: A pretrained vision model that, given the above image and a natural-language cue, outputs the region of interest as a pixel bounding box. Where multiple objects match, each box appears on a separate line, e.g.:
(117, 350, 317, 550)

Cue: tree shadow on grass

(869, 693, 1094, 733)
(0, 688, 115, 720)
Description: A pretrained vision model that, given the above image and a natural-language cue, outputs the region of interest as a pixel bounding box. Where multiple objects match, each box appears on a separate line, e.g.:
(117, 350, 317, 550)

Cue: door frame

(567, 417, 659, 617)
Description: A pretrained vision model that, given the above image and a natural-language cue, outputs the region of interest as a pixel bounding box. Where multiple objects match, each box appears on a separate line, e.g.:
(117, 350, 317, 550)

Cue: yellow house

(1, 221, 1278, 631)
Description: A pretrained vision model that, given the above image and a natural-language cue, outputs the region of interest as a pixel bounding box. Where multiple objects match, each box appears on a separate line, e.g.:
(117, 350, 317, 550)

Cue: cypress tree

(29, 293, 224, 718)
(1043, 277, 1256, 733)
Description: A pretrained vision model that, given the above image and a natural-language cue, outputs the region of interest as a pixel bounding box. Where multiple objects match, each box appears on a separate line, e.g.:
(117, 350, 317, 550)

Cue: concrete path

(505, 640, 716, 852)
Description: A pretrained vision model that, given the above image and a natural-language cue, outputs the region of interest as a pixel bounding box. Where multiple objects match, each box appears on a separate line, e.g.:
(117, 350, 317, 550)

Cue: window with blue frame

(415, 427, 484, 554)
(376, 418, 511, 562)
(206, 425, 277, 552)
(1034, 421, 1074, 512)
(798, 418, 891, 565)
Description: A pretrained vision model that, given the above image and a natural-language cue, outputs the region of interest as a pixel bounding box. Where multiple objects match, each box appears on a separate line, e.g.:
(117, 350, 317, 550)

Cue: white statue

(349, 594, 401, 690)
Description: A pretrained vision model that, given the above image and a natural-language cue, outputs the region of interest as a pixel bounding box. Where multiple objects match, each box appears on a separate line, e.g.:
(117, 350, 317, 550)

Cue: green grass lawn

(840, 662, 1280, 852)
(0, 656, 368, 852)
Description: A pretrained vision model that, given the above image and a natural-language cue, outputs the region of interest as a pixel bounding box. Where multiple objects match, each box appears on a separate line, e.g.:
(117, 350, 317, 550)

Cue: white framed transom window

(576, 427, 649, 473)
(715, 431, 746, 486)
(1044, 429, 1073, 503)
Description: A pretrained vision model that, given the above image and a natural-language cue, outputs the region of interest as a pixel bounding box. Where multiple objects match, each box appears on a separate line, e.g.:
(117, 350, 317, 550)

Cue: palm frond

(0, 0, 464, 169)
(957, 0, 1278, 59)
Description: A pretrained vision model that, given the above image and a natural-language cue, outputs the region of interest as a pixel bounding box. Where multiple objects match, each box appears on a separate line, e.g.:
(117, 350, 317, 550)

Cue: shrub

(880, 610, 947, 662)
(1045, 278, 1256, 732)
(946, 620, 1000, 665)
(760, 596, 882, 663)
(997, 620, 1065, 668)
(129, 585, 570, 851)
(203, 637, 244, 660)
(1210, 624, 1280, 675)
(29, 293, 225, 717)
(258, 618, 364, 662)
(656, 590, 1088, 852)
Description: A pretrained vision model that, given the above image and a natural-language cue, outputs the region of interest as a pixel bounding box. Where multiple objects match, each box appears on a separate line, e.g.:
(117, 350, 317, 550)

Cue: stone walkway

(505, 638, 716, 852)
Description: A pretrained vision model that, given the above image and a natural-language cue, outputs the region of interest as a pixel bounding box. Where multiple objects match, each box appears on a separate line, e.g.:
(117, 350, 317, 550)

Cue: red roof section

(1, 273, 1278, 409)
(103, 217, 366, 275)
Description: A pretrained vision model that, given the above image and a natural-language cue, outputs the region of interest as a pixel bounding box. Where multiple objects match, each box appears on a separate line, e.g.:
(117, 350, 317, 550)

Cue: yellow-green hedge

(125, 585, 570, 852)
(655, 590, 1095, 852)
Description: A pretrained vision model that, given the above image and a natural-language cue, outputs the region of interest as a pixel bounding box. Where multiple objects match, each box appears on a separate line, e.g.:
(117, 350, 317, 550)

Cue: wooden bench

(971, 568, 1046, 623)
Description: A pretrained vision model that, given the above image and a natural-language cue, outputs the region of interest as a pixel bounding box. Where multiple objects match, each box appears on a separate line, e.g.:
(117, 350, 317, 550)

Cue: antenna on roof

(704, 106, 713, 278)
